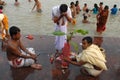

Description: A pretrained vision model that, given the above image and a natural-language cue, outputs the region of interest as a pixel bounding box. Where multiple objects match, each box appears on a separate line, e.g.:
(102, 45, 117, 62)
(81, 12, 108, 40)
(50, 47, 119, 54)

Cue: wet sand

(0, 35, 120, 80)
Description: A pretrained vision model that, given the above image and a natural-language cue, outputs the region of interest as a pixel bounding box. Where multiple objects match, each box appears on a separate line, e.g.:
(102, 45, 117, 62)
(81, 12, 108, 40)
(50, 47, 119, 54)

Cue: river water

(3, 0, 120, 37)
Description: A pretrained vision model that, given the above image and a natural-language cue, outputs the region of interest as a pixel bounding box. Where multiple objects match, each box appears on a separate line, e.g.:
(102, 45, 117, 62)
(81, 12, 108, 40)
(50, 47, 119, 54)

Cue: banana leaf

(70, 41, 79, 52)
(73, 29, 88, 35)
(52, 31, 66, 36)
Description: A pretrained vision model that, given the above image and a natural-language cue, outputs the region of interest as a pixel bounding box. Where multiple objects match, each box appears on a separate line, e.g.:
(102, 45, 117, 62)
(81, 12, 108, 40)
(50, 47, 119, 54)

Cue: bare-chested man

(6, 26, 42, 69)
(32, 0, 42, 13)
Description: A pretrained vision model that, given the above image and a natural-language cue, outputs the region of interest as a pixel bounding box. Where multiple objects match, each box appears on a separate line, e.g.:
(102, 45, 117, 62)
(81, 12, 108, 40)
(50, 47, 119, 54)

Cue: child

(82, 9, 90, 23)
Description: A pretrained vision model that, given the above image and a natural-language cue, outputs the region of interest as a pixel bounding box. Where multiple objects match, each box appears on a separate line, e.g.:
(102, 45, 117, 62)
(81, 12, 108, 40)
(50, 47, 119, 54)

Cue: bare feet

(31, 63, 42, 70)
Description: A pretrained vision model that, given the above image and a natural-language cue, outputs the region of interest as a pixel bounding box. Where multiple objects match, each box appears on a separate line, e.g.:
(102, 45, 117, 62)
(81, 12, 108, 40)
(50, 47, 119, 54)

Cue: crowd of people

(0, 0, 119, 78)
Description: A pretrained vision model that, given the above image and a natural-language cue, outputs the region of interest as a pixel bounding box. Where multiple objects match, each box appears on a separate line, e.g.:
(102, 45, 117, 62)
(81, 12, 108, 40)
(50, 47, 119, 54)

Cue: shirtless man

(32, 0, 42, 13)
(6, 26, 42, 69)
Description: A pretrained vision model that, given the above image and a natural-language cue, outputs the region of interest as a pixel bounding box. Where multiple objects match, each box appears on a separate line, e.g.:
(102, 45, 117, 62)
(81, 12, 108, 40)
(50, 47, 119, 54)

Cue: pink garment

(0, 9, 3, 13)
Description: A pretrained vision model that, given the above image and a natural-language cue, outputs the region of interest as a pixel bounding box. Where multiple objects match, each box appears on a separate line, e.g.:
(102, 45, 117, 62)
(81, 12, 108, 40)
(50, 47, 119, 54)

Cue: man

(64, 36, 107, 77)
(96, 5, 109, 34)
(52, 4, 72, 54)
(6, 26, 42, 69)
(32, 0, 42, 13)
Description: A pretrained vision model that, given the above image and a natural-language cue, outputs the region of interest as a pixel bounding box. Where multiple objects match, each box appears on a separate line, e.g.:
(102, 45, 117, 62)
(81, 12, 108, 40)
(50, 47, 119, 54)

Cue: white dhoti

(8, 48, 35, 68)
(55, 25, 67, 51)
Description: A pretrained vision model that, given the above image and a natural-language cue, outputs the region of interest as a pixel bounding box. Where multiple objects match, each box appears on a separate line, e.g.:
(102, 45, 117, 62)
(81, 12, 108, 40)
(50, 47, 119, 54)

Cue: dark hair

(9, 26, 20, 37)
(82, 36, 93, 44)
(104, 5, 109, 10)
(114, 4, 117, 8)
(100, 2, 103, 5)
(60, 4, 68, 13)
(0, 6, 3, 10)
(70, 2, 74, 6)
(75, 0, 79, 6)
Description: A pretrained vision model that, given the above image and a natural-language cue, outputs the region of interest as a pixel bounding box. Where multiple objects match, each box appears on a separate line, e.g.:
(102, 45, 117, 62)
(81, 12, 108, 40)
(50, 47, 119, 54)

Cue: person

(0, 6, 9, 51)
(96, 5, 109, 34)
(82, 3, 88, 12)
(82, 9, 90, 23)
(0, 0, 6, 5)
(32, 0, 42, 13)
(70, 2, 76, 18)
(75, 0, 81, 14)
(14, 0, 20, 6)
(92, 3, 99, 14)
(63, 36, 107, 77)
(93, 36, 103, 47)
(6, 26, 42, 69)
(111, 4, 118, 15)
(52, 4, 72, 55)
(98, 2, 104, 13)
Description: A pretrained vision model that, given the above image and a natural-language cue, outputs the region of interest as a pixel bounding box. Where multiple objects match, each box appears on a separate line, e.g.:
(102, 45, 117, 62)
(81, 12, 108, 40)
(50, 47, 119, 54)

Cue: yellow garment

(0, 14, 8, 39)
(76, 44, 107, 70)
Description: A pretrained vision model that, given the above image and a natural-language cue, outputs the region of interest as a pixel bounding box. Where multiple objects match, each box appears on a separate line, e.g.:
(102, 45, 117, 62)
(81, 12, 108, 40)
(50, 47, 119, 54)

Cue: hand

(30, 54, 37, 60)
(5, 34, 10, 39)
(63, 57, 71, 62)
(61, 12, 67, 16)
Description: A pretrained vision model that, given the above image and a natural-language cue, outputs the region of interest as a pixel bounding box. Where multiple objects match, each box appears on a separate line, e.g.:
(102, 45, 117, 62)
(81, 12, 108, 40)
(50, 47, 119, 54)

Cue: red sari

(96, 10, 109, 33)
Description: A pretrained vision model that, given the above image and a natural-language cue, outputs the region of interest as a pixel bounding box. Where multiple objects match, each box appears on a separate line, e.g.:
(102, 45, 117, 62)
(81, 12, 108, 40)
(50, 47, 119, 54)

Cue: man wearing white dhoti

(52, 4, 72, 53)
(6, 26, 42, 70)
(64, 36, 107, 77)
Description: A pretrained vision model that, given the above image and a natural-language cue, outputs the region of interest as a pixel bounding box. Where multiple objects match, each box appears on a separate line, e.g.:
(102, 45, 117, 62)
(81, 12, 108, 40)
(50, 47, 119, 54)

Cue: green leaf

(70, 41, 79, 52)
(52, 31, 66, 36)
(74, 29, 88, 35)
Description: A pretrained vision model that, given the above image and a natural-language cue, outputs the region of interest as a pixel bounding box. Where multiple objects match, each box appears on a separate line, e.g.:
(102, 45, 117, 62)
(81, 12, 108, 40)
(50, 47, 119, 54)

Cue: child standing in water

(82, 9, 90, 23)
(32, 0, 42, 13)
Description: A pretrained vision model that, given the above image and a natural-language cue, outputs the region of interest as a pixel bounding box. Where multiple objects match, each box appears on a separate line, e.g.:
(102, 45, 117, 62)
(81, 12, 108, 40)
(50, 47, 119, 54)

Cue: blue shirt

(111, 8, 118, 15)
(93, 8, 98, 14)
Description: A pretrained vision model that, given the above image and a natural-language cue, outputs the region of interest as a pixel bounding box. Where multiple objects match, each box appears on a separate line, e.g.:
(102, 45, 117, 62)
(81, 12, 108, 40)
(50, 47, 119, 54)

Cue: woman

(96, 5, 109, 34)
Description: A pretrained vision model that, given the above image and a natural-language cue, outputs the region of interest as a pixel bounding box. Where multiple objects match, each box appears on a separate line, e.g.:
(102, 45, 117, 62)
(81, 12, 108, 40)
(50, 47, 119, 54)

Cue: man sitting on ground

(6, 26, 42, 69)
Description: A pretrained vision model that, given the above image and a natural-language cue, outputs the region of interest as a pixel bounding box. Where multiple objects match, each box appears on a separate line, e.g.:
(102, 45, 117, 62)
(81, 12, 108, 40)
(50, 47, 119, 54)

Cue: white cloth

(76, 44, 107, 76)
(52, 5, 72, 50)
(8, 48, 35, 68)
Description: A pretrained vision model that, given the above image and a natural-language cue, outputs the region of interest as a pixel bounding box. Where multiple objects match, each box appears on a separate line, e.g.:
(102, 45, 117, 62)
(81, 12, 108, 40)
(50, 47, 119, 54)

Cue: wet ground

(0, 35, 120, 80)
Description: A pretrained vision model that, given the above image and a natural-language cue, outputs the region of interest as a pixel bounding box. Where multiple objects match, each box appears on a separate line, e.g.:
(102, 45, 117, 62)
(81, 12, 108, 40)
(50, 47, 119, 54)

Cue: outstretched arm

(63, 57, 86, 66)
(31, 3, 36, 11)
